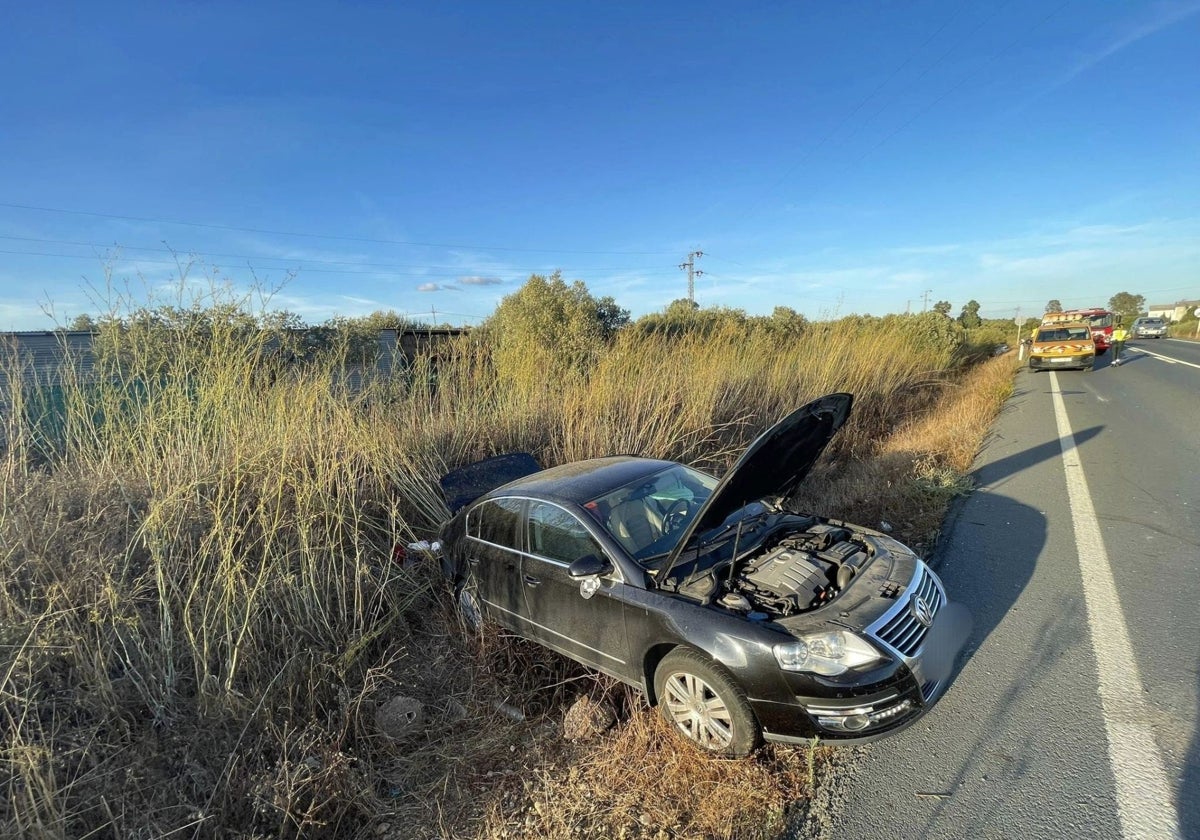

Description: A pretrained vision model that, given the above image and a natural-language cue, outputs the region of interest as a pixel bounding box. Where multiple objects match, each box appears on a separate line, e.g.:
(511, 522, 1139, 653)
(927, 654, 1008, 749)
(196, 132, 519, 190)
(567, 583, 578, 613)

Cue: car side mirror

(568, 553, 612, 580)
(569, 554, 612, 600)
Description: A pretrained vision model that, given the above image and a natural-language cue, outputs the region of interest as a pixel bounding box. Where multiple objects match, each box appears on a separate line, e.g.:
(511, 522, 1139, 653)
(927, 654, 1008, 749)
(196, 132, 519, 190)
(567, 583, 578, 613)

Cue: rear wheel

(454, 579, 485, 634)
(654, 649, 759, 757)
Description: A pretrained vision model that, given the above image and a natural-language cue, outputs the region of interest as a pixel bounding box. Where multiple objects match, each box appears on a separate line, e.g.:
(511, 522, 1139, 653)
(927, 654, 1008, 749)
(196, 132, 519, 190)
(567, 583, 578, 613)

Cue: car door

(521, 500, 634, 680)
(464, 497, 527, 631)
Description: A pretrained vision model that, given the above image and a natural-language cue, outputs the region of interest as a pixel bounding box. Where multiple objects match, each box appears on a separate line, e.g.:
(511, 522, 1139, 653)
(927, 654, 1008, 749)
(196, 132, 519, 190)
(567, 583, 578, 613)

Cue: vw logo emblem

(911, 595, 934, 628)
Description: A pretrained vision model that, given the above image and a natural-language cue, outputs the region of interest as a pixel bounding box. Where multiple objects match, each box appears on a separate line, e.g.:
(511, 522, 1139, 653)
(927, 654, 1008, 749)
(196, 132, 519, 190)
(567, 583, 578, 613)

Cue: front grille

(873, 568, 943, 657)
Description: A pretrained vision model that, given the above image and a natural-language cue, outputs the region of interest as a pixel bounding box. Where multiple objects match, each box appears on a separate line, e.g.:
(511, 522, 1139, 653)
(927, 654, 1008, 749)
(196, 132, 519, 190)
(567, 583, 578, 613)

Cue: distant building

(1146, 299, 1200, 322)
(0, 326, 468, 416)
(1, 327, 466, 380)
(0, 331, 98, 385)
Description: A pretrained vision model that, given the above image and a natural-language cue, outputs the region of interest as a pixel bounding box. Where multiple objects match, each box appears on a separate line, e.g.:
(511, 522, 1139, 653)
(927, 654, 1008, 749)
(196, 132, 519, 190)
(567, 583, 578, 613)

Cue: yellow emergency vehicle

(1027, 321, 1095, 371)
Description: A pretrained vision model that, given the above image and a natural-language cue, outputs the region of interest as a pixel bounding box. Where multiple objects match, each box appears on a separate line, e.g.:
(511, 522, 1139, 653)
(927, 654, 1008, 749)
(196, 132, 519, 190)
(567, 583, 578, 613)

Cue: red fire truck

(1041, 308, 1119, 354)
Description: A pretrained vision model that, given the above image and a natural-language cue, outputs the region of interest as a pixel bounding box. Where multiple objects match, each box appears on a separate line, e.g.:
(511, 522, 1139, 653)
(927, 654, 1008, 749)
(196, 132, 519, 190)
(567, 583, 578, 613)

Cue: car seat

(606, 497, 663, 553)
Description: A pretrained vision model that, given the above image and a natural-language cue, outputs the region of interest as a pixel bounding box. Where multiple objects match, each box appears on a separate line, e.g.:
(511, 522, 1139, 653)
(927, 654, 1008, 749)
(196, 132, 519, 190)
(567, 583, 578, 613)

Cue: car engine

(716, 524, 871, 617)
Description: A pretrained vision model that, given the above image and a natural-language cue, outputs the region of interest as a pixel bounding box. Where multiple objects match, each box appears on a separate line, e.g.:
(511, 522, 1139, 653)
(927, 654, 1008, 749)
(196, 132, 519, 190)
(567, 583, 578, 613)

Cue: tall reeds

(1, 298, 992, 839)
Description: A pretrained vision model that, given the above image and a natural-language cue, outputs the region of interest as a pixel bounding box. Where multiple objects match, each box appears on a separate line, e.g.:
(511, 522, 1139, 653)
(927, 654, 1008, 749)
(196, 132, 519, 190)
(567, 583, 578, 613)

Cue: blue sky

(2, 1, 1198, 330)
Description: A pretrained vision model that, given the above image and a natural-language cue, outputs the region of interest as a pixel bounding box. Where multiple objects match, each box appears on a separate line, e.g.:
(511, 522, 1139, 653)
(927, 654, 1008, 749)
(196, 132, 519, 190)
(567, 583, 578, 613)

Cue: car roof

(483, 455, 678, 507)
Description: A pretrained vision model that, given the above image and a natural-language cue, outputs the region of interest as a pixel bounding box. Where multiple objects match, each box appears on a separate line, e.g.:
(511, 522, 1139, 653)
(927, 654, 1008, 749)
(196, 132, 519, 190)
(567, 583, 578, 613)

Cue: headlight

(774, 630, 885, 676)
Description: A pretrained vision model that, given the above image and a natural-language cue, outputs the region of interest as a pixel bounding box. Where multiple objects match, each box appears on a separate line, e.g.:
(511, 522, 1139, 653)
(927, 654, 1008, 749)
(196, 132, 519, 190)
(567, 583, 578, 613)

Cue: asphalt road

(806, 338, 1200, 840)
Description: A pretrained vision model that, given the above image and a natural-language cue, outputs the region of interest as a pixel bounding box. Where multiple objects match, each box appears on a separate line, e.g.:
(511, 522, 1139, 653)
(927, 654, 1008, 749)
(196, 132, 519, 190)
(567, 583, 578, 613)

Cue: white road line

(1128, 346, 1200, 369)
(1049, 372, 1181, 840)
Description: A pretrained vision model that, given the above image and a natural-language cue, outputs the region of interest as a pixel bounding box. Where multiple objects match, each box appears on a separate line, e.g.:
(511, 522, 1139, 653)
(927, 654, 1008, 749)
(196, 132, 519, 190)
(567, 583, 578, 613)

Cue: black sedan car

(436, 393, 968, 756)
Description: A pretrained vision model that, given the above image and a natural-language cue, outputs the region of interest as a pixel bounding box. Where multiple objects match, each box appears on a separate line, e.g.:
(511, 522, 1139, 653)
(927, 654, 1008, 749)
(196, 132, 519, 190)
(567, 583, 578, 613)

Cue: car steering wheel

(661, 498, 693, 534)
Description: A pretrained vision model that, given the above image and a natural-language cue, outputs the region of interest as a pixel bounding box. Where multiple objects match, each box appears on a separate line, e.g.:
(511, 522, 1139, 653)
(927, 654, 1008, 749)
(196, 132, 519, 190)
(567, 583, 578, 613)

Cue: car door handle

(523, 575, 541, 587)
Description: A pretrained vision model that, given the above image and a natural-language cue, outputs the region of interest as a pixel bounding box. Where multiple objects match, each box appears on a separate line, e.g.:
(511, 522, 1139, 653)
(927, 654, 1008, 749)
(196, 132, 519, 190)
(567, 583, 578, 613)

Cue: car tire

(454, 578, 486, 635)
(654, 648, 760, 757)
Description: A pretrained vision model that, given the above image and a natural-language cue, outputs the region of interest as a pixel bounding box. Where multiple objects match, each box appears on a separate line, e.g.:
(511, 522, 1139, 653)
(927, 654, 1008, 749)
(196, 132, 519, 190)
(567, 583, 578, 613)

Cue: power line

(0, 247, 497, 280)
(969, 286, 1199, 307)
(720, 2, 1061, 234)
(0, 201, 674, 256)
(0, 234, 677, 276)
(851, 2, 1068, 166)
(742, 3, 968, 217)
(838, 1, 1010, 153)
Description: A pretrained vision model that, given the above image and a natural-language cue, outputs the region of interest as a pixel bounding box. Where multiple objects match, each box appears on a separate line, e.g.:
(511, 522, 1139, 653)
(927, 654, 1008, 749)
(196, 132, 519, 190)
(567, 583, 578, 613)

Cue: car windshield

(1143, 319, 1164, 326)
(585, 464, 718, 563)
(1037, 327, 1090, 341)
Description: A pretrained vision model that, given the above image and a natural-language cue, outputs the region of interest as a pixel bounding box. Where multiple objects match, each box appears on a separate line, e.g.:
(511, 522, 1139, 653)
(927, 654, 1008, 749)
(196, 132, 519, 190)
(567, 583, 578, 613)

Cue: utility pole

(679, 250, 704, 303)
(905, 299, 911, 315)
(921, 289, 932, 313)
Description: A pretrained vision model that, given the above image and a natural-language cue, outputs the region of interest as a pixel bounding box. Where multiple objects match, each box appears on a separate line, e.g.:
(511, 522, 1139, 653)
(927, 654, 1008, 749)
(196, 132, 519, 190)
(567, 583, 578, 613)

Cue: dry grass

(494, 353, 1018, 840)
(0, 294, 1016, 840)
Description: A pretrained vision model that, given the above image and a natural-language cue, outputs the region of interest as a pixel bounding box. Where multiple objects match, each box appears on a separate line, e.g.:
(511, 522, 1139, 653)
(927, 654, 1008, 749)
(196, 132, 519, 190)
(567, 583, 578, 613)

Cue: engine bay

(707, 522, 874, 618)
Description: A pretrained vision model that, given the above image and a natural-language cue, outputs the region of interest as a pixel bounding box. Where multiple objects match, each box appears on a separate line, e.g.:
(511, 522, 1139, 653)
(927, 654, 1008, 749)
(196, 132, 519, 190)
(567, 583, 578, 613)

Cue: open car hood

(663, 393, 853, 578)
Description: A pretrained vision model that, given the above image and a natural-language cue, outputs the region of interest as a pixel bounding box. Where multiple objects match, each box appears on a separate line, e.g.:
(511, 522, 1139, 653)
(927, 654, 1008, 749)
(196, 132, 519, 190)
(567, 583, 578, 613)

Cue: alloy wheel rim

(663, 671, 734, 750)
(459, 588, 482, 631)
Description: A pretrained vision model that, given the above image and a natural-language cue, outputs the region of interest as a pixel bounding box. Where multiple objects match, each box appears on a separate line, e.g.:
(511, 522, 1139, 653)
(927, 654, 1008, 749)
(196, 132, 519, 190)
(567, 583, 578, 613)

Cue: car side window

(468, 497, 525, 550)
(527, 501, 604, 565)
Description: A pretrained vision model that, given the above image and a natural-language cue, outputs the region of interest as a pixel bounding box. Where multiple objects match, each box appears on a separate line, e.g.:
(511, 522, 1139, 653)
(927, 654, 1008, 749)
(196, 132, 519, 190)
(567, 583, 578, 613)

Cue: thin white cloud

(339, 294, 383, 307)
(1053, 2, 1200, 91)
(230, 236, 373, 266)
(459, 276, 503, 286)
(417, 283, 441, 292)
(0, 298, 58, 330)
(892, 243, 963, 256)
(978, 248, 1107, 275)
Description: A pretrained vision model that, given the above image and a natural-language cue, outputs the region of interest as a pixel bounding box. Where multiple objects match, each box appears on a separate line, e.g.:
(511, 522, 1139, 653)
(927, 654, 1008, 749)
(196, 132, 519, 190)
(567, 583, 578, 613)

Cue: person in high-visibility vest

(1111, 325, 1129, 365)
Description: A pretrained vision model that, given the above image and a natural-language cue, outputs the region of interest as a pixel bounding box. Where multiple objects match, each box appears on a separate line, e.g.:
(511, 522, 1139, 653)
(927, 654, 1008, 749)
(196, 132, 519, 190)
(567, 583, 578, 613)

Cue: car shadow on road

(930, 423, 1102, 700)
(1184, 668, 1200, 836)
(794, 425, 1136, 839)
(934, 490, 1044, 681)
(963, 426, 1102, 491)
(801, 489, 1053, 840)
(796, 422, 1152, 835)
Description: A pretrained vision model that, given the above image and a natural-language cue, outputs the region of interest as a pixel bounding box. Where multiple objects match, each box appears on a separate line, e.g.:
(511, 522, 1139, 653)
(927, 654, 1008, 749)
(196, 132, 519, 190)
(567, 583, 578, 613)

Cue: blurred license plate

(1051, 357, 1070, 363)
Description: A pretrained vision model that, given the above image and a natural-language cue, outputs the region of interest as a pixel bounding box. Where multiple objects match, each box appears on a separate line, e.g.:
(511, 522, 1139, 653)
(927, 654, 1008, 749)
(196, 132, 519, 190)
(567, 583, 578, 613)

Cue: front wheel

(654, 649, 760, 757)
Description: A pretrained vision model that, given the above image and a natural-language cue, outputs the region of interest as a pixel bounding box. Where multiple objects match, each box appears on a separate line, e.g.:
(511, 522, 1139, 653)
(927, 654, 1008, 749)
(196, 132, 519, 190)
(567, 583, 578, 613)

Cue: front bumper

(1029, 353, 1093, 370)
(752, 566, 968, 743)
